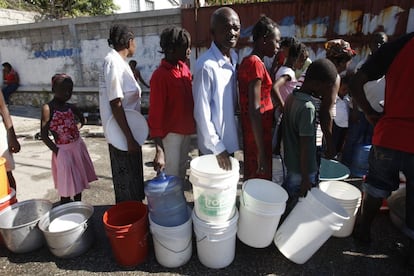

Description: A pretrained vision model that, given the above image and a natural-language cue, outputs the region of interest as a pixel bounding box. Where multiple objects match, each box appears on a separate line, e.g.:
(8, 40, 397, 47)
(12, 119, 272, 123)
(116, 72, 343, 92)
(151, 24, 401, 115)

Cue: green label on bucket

(197, 194, 234, 217)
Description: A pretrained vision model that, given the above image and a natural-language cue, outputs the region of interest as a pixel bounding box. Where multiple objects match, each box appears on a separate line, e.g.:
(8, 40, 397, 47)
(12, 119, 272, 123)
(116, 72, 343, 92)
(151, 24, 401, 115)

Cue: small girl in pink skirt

(40, 74, 97, 204)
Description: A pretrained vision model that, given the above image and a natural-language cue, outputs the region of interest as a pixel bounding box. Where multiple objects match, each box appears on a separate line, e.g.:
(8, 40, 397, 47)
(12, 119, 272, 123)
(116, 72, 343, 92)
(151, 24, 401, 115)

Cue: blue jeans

(363, 145, 414, 230)
(341, 110, 373, 167)
(282, 171, 318, 199)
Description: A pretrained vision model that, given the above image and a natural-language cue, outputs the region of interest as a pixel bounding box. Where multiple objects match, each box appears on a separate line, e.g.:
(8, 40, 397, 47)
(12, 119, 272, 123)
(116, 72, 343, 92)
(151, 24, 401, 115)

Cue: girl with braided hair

(148, 26, 195, 179)
(41, 74, 97, 204)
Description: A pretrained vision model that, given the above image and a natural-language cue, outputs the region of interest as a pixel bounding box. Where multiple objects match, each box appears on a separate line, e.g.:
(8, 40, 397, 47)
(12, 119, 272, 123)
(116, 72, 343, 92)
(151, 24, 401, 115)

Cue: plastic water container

(145, 172, 188, 227)
(275, 188, 349, 264)
(192, 209, 239, 269)
(350, 144, 371, 177)
(190, 155, 240, 223)
(237, 179, 288, 248)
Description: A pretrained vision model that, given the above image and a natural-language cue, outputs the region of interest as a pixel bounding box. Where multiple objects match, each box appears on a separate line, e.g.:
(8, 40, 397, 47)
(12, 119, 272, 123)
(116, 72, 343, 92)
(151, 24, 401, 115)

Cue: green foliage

(205, 0, 272, 5)
(23, 0, 118, 19)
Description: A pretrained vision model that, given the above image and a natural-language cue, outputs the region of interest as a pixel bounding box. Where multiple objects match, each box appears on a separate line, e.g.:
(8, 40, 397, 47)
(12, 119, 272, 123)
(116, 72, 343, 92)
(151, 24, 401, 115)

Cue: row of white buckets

(153, 154, 363, 268)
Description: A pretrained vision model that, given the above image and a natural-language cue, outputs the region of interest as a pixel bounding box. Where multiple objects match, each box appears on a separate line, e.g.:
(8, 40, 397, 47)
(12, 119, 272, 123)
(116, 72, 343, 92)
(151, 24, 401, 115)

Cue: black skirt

(108, 143, 145, 203)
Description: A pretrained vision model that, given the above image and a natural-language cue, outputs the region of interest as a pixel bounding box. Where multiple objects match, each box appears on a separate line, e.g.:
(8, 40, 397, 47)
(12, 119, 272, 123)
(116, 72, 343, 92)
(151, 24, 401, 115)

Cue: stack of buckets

(237, 178, 288, 248)
(274, 188, 350, 264)
(189, 154, 240, 269)
(319, 181, 362, 237)
(0, 157, 17, 246)
(145, 172, 192, 268)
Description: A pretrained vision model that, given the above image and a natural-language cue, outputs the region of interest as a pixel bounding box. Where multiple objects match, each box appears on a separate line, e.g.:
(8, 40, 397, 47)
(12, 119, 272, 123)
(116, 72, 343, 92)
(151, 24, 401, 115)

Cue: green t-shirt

(283, 90, 318, 174)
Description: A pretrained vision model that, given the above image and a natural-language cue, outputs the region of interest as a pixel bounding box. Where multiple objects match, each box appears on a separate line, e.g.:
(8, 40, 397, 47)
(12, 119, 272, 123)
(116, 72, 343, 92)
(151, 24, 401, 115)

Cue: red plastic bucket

(0, 187, 17, 246)
(103, 201, 149, 267)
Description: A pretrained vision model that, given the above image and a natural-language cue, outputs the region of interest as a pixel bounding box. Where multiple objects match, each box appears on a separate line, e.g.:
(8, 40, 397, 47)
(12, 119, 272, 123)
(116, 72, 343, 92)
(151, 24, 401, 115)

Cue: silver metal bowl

(38, 201, 95, 258)
(0, 199, 53, 253)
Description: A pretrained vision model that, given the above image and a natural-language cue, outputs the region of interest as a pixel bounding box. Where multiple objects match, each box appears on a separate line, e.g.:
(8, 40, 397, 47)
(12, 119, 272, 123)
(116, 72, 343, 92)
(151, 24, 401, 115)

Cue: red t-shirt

(5, 69, 18, 84)
(238, 55, 273, 115)
(148, 59, 195, 138)
(360, 33, 414, 153)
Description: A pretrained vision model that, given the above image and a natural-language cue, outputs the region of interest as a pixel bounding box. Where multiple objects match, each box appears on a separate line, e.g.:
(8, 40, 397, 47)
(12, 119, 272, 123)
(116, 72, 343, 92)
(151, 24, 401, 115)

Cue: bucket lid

(319, 158, 350, 181)
(243, 178, 288, 205)
(190, 155, 239, 177)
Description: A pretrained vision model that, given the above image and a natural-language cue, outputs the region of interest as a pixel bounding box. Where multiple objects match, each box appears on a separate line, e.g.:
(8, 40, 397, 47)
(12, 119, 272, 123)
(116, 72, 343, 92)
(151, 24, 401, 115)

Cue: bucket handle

(153, 235, 192, 254)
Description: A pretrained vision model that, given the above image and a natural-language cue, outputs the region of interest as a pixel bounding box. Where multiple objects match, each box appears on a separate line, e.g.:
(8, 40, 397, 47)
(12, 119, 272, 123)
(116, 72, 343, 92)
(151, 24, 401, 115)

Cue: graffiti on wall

(34, 48, 82, 59)
(276, 5, 409, 40)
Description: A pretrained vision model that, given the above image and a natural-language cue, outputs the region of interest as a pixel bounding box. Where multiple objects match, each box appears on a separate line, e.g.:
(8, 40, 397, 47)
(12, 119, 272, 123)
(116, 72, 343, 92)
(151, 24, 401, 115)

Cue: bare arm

(0, 92, 20, 153)
(272, 75, 290, 110)
(248, 78, 269, 175)
(70, 104, 86, 129)
(137, 70, 150, 89)
(319, 75, 340, 159)
(152, 137, 165, 173)
(40, 104, 58, 154)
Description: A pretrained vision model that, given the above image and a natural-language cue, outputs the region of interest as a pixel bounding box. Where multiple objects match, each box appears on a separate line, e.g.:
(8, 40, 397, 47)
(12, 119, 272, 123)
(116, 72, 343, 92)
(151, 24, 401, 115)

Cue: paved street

(0, 105, 412, 275)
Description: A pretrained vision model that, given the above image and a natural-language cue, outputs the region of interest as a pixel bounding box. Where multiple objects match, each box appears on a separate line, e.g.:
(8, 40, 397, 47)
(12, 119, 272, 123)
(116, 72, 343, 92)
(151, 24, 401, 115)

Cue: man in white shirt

(192, 7, 241, 170)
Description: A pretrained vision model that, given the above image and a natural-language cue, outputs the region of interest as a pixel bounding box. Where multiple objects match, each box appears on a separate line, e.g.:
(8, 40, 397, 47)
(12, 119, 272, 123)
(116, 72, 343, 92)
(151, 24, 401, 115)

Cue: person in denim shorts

(350, 32, 414, 269)
(282, 58, 340, 214)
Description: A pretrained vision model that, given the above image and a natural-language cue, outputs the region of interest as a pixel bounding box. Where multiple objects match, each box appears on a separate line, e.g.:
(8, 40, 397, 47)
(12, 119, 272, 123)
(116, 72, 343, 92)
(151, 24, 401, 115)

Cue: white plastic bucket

(237, 179, 288, 248)
(192, 209, 238, 269)
(149, 207, 192, 268)
(318, 181, 362, 237)
(189, 155, 240, 223)
(274, 188, 349, 264)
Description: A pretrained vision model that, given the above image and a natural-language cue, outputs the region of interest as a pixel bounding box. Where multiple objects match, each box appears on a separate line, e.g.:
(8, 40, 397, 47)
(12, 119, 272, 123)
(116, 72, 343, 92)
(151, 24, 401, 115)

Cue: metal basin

(0, 199, 53, 253)
(38, 201, 95, 258)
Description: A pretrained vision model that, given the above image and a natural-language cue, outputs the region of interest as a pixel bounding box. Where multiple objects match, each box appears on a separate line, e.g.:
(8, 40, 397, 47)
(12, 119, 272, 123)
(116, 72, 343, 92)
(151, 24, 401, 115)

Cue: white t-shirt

(275, 66, 297, 101)
(363, 76, 385, 113)
(99, 49, 141, 138)
(334, 95, 351, 128)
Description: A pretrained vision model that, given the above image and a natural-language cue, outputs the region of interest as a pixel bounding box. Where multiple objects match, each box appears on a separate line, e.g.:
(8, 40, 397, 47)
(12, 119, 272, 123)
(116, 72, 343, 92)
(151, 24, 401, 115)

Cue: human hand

(216, 151, 232, 171)
(153, 149, 165, 173)
(8, 139, 20, 153)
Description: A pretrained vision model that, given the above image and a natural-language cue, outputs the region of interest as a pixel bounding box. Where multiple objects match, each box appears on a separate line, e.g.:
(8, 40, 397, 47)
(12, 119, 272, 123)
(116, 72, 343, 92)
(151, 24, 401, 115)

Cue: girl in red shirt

(238, 16, 281, 180)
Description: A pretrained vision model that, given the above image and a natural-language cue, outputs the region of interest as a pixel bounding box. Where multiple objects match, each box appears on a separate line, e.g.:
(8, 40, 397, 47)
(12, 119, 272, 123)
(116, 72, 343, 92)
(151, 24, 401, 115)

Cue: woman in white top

(99, 24, 144, 203)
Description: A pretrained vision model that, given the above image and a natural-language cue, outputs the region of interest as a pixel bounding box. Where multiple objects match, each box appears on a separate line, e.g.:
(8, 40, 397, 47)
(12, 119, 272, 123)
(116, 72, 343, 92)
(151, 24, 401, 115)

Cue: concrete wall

(0, 9, 181, 110)
(0, 8, 38, 26)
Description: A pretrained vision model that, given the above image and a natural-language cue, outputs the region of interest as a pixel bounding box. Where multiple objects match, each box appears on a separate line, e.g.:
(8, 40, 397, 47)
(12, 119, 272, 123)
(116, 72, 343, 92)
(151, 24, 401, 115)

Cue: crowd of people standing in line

(1, 5, 412, 270)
